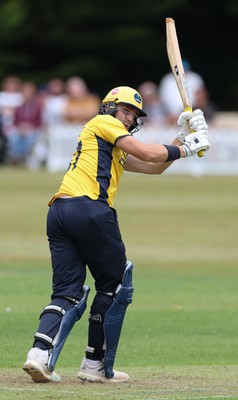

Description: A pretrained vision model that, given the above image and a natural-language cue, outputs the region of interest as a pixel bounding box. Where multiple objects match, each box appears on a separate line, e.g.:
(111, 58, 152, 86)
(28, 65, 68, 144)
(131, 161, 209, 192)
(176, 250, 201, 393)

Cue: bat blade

(166, 17, 204, 157)
(166, 17, 191, 110)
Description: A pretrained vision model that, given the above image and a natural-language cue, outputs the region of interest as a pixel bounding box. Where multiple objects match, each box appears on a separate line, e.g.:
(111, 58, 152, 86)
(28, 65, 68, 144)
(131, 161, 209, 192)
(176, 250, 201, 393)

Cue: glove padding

(177, 109, 208, 143)
(182, 130, 211, 157)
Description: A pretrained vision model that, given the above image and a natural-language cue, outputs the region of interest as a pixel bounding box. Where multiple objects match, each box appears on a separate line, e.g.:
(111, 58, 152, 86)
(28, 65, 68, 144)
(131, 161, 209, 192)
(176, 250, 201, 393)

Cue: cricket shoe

(77, 357, 129, 383)
(23, 347, 61, 383)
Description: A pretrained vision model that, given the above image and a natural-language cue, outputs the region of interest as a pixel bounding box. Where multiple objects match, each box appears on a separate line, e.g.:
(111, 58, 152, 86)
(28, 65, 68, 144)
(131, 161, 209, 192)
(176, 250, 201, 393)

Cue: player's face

(115, 104, 139, 131)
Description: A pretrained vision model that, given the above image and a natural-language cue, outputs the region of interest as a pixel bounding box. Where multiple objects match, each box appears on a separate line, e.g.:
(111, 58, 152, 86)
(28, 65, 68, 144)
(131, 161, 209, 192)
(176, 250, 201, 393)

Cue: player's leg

(23, 200, 87, 382)
(73, 202, 133, 382)
(78, 262, 133, 383)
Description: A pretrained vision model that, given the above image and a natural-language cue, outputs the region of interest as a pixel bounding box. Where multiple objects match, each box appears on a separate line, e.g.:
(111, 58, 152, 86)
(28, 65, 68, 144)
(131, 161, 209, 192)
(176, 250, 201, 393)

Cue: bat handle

(184, 107, 204, 158)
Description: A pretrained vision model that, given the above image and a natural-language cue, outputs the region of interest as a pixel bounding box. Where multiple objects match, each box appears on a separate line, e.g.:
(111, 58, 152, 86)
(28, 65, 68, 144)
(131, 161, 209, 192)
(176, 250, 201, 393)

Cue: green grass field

(1, 166, 238, 400)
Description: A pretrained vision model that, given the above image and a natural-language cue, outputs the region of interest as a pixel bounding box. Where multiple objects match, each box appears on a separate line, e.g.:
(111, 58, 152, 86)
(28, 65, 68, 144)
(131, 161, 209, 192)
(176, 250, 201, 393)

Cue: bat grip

(184, 107, 204, 158)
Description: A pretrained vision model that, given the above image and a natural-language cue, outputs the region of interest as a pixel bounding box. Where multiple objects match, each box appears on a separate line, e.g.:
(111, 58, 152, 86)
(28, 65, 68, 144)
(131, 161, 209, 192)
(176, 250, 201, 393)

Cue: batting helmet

(99, 86, 147, 133)
(101, 86, 146, 116)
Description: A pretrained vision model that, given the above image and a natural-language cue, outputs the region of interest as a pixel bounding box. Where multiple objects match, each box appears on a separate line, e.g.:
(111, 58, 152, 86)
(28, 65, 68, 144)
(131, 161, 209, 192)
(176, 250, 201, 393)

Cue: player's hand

(189, 109, 208, 133)
(182, 131, 211, 157)
(177, 110, 191, 142)
(177, 109, 208, 143)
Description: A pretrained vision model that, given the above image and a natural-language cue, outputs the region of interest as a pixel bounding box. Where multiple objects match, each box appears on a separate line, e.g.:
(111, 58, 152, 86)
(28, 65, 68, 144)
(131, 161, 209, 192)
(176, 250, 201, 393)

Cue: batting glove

(189, 109, 208, 132)
(182, 131, 211, 157)
(177, 109, 208, 143)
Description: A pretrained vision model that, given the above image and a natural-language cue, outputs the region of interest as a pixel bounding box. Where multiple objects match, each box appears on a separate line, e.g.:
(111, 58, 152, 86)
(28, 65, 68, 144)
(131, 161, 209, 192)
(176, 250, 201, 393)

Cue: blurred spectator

(7, 81, 42, 166)
(158, 60, 205, 125)
(137, 81, 167, 126)
(25, 78, 68, 170)
(0, 115, 7, 164)
(193, 87, 216, 123)
(42, 78, 67, 126)
(63, 76, 101, 124)
(0, 76, 24, 136)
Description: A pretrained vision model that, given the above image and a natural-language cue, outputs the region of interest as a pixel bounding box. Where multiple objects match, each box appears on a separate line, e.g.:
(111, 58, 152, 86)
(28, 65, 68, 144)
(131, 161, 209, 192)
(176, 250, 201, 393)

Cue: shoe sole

(77, 371, 129, 383)
(23, 361, 61, 383)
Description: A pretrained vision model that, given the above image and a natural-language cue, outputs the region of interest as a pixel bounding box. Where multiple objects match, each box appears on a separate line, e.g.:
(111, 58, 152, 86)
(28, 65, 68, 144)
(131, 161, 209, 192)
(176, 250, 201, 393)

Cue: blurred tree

(0, 0, 237, 110)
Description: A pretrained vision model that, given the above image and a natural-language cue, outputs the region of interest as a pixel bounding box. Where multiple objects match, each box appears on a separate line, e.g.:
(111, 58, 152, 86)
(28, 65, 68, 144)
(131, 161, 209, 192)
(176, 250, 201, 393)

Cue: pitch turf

(0, 166, 238, 400)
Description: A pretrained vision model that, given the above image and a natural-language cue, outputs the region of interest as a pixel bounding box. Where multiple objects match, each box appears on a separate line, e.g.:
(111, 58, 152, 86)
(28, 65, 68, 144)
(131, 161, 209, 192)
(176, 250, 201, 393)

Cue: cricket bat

(166, 17, 204, 157)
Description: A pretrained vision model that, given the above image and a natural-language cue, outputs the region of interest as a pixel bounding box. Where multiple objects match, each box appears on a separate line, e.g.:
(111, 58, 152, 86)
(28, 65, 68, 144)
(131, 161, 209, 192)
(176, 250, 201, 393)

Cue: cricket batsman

(23, 86, 210, 383)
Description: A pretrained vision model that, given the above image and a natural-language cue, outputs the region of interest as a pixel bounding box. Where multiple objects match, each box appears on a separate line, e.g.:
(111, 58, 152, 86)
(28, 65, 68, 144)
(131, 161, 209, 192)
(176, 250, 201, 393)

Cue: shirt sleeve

(95, 115, 131, 145)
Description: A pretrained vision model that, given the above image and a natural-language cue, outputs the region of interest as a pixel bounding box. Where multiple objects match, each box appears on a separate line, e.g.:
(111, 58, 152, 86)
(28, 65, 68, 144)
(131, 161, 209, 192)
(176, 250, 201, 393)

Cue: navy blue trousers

(34, 196, 127, 359)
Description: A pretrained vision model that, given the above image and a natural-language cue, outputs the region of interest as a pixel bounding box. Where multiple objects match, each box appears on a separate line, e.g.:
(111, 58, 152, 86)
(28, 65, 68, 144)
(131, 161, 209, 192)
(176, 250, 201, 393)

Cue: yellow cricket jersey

(49, 114, 130, 207)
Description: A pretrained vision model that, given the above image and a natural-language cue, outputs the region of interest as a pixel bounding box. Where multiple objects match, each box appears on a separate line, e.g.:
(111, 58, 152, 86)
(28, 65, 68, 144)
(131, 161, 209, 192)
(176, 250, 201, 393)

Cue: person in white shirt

(158, 60, 205, 125)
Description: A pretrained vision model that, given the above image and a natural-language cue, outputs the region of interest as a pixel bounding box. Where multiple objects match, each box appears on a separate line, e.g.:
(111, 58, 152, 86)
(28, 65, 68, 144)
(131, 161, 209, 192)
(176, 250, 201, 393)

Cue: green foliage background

(0, 0, 238, 110)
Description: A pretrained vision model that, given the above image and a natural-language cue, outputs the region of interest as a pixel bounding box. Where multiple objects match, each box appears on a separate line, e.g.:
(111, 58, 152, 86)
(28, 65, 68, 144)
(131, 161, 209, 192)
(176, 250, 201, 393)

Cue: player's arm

(124, 137, 181, 174)
(116, 129, 210, 174)
(116, 134, 185, 164)
(118, 109, 210, 175)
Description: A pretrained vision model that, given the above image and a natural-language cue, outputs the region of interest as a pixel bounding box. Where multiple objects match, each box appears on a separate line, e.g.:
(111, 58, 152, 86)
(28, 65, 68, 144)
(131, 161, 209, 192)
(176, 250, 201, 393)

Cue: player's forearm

(124, 155, 162, 174)
(152, 137, 185, 173)
(125, 137, 184, 175)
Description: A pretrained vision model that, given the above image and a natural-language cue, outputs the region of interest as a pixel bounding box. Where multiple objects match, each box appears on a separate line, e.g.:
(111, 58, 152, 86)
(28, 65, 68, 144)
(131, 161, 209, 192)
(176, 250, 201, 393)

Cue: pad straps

(48, 285, 90, 371)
